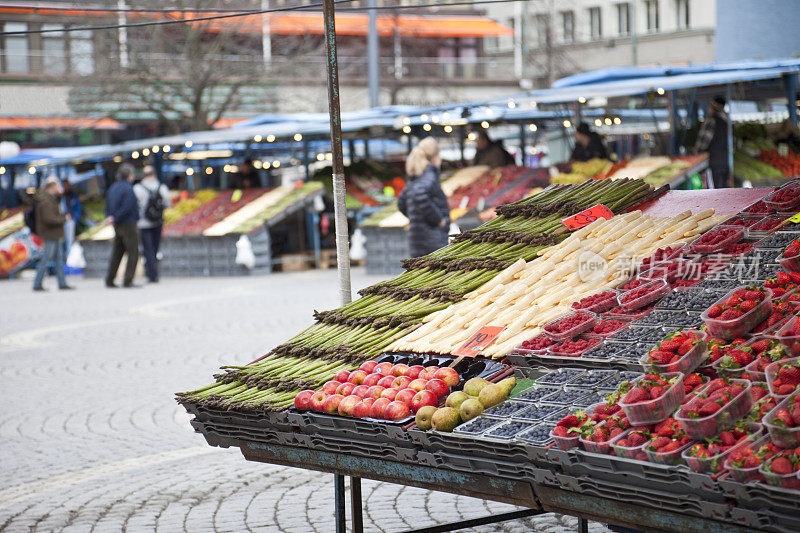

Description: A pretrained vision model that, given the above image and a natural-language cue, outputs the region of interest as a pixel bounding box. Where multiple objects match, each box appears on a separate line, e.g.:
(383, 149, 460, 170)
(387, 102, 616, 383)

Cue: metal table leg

(335, 474, 346, 533)
(578, 517, 588, 533)
(351, 476, 363, 533)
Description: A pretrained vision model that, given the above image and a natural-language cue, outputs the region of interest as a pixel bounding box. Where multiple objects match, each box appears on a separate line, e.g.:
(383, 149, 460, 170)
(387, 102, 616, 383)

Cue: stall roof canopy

(0, 5, 512, 38)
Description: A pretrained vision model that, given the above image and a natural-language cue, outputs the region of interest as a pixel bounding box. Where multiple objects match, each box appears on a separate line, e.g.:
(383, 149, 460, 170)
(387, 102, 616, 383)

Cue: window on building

(675, 0, 689, 29)
(616, 3, 631, 35)
(42, 24, 67, 74)
(534, 14, 551, 47)
(560, 10, 575, 43)
(588, 7, 602, 40)
(70, 30, 94, 75)
(645, 0, 660, 32)
(3, 22, 29, 73)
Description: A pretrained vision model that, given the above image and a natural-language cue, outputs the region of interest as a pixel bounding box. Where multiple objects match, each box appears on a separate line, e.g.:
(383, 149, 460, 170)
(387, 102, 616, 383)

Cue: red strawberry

(775, 409, 794, 427)
(698, 402, 722, 416)
(739, 300, 756, 313)
(649, 386, 666, 399)
(770, 456, 794, 475)
(628, 432, 648, 447)
(724, 296, 742, 308)
(744, 455, 761, 468)
(649, 436, 670, 450)
(719, 431, 735, 446)
(707, 305, 723, 318)
(623, 388, 650, 404)
(744, 290, 764, 301)
(557, 415, 580, 428)
(678, 341, 694, 356)
(720, 309, 744, 320)
(552, 426, 570, 437)
(662, 441, 682, 453)
(660, 340, 681, 352)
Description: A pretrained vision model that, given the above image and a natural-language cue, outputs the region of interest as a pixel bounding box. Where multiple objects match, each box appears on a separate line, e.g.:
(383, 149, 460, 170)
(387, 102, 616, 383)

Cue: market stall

(177, 176, 800, 532)
(81, 182, 325, 277)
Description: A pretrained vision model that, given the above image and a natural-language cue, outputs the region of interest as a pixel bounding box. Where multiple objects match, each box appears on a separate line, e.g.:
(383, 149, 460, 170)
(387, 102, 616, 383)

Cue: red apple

(359, 360, 378, 373)
(404, 365, 425, 379)
(348, 370, 368, 385)
(370, 398, 391, 418)
(434, 367, 460, 387)
(395, 388, 417, 406)
(337, 395, 361, 416)
(334, 370, 351, 383)
(408, 378, 427, 392)
(335, 382, 356, 396)
(377, 375, 396, 388)
(374, 362, 394, 375)
(322, 394, 344, 414)
(380, 388, 399, 401)
(410, 390, 438, 412)
(362, 373, 382, 387)
(293, 390, 315, 410)
(310, 391, 328, 411)
(390, 364, 410, 377)
(352, 385, 370, 398)
(391, 376, 412, 389)
(353, 398, 376, 418)
(321, 380, 341, 394)
(425, 378, 450, 398)
(366, 385, 386, 399)
(384, 401, 411, 420)
(419, 366, 439, 380)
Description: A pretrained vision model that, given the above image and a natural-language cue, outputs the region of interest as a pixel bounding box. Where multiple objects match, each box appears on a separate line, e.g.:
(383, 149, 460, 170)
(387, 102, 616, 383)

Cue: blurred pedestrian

(398, 137, 450, 258)
(570, 122, 608, 162)
(32, 177, 73, 291)
(694, 96, 731, 188)
(134, 165, 171, 283)
(473, 130, 515, 168)
(61, 179, 83, 252)
(231, 158, 260, 189)
(105, 163, 140, 288)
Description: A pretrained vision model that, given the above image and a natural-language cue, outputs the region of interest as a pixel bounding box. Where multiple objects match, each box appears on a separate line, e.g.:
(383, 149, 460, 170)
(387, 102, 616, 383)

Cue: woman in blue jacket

(397, 137, 450, 258)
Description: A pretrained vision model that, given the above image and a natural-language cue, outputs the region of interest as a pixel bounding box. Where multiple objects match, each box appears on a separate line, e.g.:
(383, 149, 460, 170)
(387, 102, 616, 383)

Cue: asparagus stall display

(178, 178, 800, 532)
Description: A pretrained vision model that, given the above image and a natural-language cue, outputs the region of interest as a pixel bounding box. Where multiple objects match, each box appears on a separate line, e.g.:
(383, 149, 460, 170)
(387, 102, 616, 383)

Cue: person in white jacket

(133, 165, 171, 283)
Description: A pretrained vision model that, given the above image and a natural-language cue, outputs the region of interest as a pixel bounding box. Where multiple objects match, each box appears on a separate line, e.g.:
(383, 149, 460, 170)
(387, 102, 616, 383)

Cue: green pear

(415, 405, 437, 431)
(431, 407, 461, 432)
(458, 398, 484, 422)
(463, 377, 490, 397)
(478, 384, 505, 408)
(497, 377, 516, 396)
(445, 391, 469, 410)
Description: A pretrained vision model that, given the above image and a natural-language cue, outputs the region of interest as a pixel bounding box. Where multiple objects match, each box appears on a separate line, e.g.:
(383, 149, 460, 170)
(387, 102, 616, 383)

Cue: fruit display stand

(81, 183, 324, 278)
(179, 180, 800, 533)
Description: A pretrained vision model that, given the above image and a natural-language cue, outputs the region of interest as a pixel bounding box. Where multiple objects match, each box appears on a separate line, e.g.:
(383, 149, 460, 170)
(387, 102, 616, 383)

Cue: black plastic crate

(291, 410, 410, 444)
(728, 506, 800, 533)
(718, 475, 800, 516)
(303, 431, 418, 463)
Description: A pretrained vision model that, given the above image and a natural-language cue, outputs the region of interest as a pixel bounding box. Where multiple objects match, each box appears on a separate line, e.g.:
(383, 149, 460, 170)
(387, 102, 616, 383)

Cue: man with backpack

(134, 165, 171, 283)
(105, 163, 140, 288)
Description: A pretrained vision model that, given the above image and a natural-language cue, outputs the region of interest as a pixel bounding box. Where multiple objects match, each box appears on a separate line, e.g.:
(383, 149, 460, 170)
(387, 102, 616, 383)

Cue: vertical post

(302, 138, 311, 182)
(668, 90, 678, 156)
(406, 133, 413, 154)
(261, 0, 272, 67)
(519, 122, 526, 165)
(513, 1, 522, 79)
(458, 125, 466, 164)
(363, 139, 370, 160)
(367, 0, 380, 108)
(630, 1, 637, 66)
(117, 0, 129, 68)
(322, 2, 356, 530)
(726, 84, 733, 188)
(785, 73, 798, 126)
(578, 517, 588, 533)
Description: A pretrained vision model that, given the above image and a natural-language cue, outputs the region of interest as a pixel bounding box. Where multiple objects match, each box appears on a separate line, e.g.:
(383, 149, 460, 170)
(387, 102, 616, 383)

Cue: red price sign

(561, 203, 614, 230)
(453, 326, 505, 357)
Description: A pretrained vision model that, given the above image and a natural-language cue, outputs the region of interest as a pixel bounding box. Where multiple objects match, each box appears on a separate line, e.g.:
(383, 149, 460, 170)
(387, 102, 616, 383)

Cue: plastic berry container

(778, 249, 800, 273)
(545, 337, 600, 358)
(609, 429, 650, 460)
(743, 358, 767, 382)
(762, 394, 800, 448)
(724, 433, 771, 483)
(585, 319, 629, 340)
(765, 356, 800, 400)
(711, 356, 748, 379)
(617, 280, 671, 313)
(571, 289, 619, 314)
(602, 304, 656, 322)
(690, 225, 745, 255)
(618, 372, 685, 425)
(747, 215, 786, 239)
(674, 378, 753, 440)
(775, 316, 800, 357)
(578, 417, 616, 454)
(638, 259, 695, 284)
(760, 455, 800, 489)
(764, 184, 800, 212)
(645, 439, 693, 466)
(681, 422, 763, 474)
(550, 426, 581, 450)
(542, 311, 599, 341)
(724, 214, 764, 229)
(700, 286, 773, 341)
(640, 332, 708, 375)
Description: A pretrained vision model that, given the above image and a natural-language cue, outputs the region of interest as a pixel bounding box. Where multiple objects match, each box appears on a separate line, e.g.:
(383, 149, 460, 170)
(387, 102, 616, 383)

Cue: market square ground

(0, 270, 610, 532)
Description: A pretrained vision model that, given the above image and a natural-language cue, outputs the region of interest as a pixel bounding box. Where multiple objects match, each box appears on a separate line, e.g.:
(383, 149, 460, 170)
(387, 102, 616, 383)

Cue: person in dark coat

(397, 137, 450, 258)
(105, 163, 140, 288)
(694, 96, 731, 188)
(32, 177, 73, 291)
(570, 122, 608, 162)
(473, 130, 515, 168)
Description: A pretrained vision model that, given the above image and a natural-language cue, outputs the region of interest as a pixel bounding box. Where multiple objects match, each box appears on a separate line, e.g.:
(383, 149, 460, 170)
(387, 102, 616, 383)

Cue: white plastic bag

(66, 241, 86, 268)
(350, 228, 366, 261)
(235, 235, 256, 269)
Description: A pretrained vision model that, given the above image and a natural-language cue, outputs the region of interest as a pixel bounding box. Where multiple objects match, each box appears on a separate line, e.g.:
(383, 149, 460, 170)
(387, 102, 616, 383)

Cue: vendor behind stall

(570, 122, 608, 162)
(473, 130, 515, 168)
(694, 96, 731, 188)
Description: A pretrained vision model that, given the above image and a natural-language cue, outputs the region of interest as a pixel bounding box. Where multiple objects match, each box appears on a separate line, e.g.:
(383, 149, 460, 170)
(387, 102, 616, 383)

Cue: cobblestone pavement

(0, 269, 611, 533)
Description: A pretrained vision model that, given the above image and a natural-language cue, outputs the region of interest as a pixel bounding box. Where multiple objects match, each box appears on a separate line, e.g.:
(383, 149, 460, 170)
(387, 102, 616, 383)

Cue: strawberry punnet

(543, 311, 598, 339)
(618, 372, 685, 425)
(768, 358, 800, 398)
(571, 290, 619, 314)
(761, 449, 800, 489)
(684, 419, 759, 473)
(644, 329, 706, 373)
(676, 377, 753, 439)
(703, 285, 772, 341)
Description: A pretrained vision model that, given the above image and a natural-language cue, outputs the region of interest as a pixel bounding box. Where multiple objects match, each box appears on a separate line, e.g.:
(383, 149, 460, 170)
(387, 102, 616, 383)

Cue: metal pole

(117, 0, 129, 68)
(630, 1, 637, 66)
(668, 90, 678, 156)
(303, 138, 311, 182)
(367, 0, 380, 108)
(261, 0, 272, 67)
(726, 84, 733, 188)
(323, 3, 356, 530)
(785, 73, 798, 126)
(458, 125, 466, 165)
(519, 122, 526, 165)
